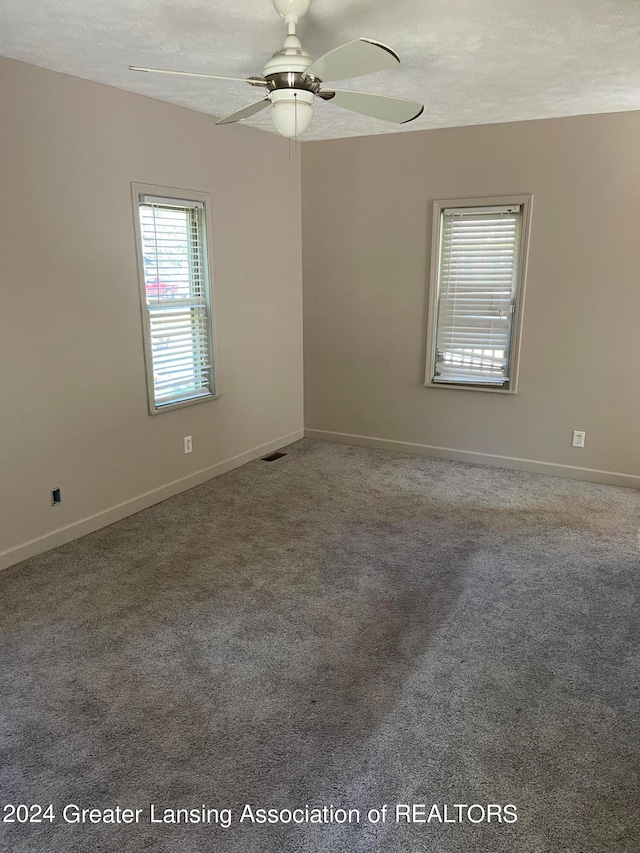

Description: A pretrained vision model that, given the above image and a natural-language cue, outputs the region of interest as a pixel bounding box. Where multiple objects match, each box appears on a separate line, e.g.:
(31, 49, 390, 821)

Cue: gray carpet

(1, 439, 639, 853)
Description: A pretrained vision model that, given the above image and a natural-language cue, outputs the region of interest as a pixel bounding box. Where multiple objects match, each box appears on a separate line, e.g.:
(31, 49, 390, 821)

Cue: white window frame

(131, 182, 219, 415)
(424, 194, 533, 394)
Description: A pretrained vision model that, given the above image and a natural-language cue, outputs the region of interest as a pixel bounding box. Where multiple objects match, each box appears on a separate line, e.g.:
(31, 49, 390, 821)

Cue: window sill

(423, 381, 516, 395)
(150, 392, 222, 415)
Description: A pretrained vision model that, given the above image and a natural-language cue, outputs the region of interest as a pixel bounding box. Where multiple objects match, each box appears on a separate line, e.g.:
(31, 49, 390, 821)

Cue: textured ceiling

(2, 0, 640, 141)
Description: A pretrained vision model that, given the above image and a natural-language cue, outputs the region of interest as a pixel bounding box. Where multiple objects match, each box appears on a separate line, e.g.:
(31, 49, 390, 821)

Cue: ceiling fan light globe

(270, 89, 314, 138)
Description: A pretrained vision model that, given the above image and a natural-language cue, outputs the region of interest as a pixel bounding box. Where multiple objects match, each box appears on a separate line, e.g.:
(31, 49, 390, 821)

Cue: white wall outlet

(184, 435, 193, 454)
(572, 430, 586, 448)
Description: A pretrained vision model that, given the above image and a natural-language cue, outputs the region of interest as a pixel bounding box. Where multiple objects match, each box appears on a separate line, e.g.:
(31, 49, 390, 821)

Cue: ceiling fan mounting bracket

(272, 0, 311, 23)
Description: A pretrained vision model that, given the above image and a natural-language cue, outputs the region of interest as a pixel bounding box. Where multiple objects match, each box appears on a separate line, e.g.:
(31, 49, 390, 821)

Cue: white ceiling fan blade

(323, 89, 424, 123)
(303, 38, 399, 83)
(215, 98, 271, 125)
(129, 66, 267, 86)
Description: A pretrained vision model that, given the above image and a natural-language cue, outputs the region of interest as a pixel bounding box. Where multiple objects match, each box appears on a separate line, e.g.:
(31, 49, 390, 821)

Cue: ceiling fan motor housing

(263, 37, 313, 79)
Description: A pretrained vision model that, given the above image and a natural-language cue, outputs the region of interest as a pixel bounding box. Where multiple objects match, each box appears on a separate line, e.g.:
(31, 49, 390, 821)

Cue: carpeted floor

(1, 439, 639, 853)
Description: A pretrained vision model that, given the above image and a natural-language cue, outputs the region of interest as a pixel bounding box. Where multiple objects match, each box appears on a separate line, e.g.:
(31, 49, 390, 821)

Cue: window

(132, 184, 217, 414)
(425, 195, 532, 393)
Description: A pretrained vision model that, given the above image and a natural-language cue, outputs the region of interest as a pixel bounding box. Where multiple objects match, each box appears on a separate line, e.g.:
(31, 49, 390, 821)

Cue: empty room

(1, 1, 639, 852)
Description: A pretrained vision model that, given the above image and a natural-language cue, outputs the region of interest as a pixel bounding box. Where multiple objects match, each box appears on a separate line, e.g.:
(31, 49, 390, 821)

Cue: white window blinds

(138, 197, 214, 410)
(433, 205, 522, 386)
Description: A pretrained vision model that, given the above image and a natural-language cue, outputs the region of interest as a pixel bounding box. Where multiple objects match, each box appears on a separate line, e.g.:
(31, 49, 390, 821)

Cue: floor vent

(262, 451, 287, 462)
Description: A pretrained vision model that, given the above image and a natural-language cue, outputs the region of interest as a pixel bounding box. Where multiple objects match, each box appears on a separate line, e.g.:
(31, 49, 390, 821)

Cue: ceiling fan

(130, 0, 424, 139)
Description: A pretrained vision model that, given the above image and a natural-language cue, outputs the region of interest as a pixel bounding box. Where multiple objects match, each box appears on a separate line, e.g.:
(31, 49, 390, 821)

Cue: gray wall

(0, 57, 304, 569)
(301, 112, 640, 487)
(3, 61, 639, 571)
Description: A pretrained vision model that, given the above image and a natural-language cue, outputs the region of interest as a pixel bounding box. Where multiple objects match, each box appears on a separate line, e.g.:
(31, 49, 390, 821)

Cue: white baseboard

(305, 429, 640, 490)
(0, 430, 304, 572)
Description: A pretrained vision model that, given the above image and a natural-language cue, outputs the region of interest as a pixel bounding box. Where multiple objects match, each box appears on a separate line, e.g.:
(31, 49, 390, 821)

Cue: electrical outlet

(184, 436, 193, 454)
(51, 488, 61, 506)
(572, 430, 586, 448)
